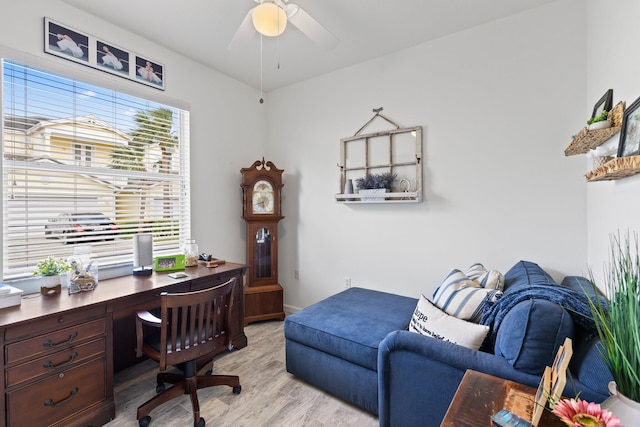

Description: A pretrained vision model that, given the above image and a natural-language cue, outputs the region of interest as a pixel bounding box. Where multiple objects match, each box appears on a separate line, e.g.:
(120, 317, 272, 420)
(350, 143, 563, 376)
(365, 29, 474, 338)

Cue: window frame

(1, 51, 191, 292)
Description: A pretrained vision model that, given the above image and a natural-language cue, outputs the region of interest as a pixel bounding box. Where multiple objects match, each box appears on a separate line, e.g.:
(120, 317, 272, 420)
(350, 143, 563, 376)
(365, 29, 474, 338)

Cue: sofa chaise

(284, 261, 613, 427)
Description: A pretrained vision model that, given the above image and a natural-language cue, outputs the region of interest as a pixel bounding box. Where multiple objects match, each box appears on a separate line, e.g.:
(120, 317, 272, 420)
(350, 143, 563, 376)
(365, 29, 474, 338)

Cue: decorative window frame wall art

(44, 17, 165, 90)
(592, 88, 613, 119)
(617, 96, 640, 157)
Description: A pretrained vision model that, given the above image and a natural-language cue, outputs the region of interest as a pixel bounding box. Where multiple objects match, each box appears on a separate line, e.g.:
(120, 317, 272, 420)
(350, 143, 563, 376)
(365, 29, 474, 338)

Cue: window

(74, 143, 92, 167)
(2, 59, 191, 280)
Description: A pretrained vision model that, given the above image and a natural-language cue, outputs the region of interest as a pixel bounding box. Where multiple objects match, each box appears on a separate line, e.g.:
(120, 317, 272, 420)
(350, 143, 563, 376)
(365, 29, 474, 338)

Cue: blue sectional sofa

(284, 261, 613, 427)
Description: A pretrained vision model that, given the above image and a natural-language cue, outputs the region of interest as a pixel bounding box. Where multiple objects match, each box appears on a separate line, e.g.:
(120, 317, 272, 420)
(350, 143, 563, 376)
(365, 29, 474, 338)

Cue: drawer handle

(43, 332, 78, 349)
(43, 387, 78, 407)
(43, 352, 78, 369)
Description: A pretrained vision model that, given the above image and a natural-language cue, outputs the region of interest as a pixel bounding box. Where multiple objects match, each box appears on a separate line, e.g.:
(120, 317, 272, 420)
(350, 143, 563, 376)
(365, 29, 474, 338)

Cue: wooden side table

(441, 370, 565, 426)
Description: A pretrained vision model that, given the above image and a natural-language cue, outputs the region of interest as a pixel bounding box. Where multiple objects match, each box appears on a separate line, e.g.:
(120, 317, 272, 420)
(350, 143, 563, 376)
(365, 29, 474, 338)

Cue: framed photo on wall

(43, 17, 165, 90)
(618, 96, 640, 157)
(135, 56, 164, 89)
(592, 89, 613, 119)
(96, 41, 129, 76)
(44, 18, 89, 64)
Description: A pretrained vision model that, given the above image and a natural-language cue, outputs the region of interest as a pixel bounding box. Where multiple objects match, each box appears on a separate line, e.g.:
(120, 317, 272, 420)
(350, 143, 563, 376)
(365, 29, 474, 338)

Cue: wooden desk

(441, 370, 565, 427)
(0, 263, 247, 427)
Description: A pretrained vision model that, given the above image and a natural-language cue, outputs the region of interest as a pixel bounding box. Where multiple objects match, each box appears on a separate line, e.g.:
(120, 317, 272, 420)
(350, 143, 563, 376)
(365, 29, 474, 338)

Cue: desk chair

(135, 278, 241, 427)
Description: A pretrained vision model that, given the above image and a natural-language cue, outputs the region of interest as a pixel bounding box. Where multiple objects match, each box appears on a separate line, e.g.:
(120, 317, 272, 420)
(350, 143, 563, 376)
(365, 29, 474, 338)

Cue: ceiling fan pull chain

(259, 34, 264, 104)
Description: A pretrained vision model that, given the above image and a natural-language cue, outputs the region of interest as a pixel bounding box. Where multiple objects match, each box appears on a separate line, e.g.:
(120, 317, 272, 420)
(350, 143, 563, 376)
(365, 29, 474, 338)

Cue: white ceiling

(63, 0, 555, 92)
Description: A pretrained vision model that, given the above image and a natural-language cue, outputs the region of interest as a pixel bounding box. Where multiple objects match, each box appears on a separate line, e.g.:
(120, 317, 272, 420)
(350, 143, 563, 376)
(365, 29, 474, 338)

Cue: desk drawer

(7, 358, 106, 427)
(6, 337, 105, 387)
(6, 318, 105, 365)
(5, 304, 105, 342)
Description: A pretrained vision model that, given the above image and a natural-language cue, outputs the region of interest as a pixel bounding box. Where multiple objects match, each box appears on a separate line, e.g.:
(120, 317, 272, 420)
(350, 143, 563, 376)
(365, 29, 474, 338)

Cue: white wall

(0, 0, 265, 265)
(586, 0, 640, 285)
(267, 0, 589, 311)
(1, 0, 605, 311)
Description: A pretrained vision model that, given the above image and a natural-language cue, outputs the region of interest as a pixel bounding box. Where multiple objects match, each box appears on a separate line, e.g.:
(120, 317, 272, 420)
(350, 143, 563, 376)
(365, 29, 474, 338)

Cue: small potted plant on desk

(34, 256, 70, 291)
(355, 171, 397, 201)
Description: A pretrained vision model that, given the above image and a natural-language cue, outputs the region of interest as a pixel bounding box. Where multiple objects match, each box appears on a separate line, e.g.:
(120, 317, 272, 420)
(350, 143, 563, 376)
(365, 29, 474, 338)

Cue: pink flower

(552, 398, 622, 427)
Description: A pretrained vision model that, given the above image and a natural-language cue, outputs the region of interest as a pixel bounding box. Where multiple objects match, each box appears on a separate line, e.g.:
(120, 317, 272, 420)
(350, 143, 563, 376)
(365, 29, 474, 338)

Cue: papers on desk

(0, 284, 23, 309)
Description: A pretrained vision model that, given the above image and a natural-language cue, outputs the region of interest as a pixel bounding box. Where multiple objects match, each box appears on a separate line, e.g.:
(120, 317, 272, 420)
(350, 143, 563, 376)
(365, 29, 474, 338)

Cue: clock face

(252, 180, 275, 214)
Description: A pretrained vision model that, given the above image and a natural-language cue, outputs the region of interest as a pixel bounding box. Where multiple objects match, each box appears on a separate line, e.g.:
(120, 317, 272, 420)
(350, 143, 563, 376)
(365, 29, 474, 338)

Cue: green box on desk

(154, 254, 185, 271)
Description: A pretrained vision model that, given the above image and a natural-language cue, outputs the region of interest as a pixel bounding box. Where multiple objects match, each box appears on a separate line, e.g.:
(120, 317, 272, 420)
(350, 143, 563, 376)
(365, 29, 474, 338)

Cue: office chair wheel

(233, 385, 242, 394)
(195, 417, 205, 427)
(156, 383, 165, 393)
(139, 416, 151, 427)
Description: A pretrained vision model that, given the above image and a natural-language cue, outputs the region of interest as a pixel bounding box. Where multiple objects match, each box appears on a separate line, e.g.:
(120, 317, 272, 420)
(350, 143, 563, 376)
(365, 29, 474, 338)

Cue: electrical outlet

(345, 277, 351, 289)
(294, 270, 299, 280)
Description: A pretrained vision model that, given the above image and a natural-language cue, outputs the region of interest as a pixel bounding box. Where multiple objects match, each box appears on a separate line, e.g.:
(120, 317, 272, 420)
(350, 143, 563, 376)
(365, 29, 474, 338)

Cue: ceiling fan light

(252, 3, 287, 37)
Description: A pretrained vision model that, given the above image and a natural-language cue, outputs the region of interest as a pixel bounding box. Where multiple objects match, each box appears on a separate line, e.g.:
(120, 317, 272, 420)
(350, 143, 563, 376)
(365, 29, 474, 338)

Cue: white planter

(359, 188, 388, 201)
(588, 119, 611, 130)
(38, 274, 61, 288)
(601, 381, 640, 427)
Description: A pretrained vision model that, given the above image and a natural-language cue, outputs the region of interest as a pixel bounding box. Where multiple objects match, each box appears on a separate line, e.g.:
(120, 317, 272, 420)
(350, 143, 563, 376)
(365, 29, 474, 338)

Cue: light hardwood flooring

(105, 320, 378, 427)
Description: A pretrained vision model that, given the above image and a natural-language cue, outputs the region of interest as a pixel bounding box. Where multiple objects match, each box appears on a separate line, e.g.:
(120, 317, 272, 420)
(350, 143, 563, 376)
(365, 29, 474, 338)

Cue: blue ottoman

(284, 287, 417, 414)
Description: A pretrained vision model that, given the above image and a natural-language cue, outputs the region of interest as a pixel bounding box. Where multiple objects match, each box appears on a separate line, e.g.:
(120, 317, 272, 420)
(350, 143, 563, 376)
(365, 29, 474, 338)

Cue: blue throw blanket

(480, 284, 606, 337)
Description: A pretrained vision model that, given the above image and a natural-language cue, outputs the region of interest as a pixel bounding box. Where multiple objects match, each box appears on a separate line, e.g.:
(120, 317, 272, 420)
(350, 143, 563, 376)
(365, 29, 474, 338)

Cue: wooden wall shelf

(564, 101, 625, 156)
(585, 155, 640, 181)
(336, 109, 423, 204)
(564, 126, 621, 156)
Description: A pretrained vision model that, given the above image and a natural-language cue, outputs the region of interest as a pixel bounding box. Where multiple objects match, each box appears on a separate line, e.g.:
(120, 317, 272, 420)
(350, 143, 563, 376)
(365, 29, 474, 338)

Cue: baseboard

(284, 303, 302, 315)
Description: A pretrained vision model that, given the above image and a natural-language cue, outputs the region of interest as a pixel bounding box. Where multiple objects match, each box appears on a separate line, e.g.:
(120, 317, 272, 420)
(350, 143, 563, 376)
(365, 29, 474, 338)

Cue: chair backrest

(158, 277, 236, 370)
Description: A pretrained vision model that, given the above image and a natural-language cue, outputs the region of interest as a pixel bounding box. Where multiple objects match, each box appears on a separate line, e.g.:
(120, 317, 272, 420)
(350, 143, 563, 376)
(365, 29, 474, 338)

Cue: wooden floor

(105, 320, 379, 427)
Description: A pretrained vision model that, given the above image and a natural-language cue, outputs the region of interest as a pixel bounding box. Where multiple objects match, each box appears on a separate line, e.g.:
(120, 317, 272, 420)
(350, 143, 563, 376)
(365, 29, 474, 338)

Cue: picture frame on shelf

(591, 89, 613, 119)
(617, 96, 640, 157)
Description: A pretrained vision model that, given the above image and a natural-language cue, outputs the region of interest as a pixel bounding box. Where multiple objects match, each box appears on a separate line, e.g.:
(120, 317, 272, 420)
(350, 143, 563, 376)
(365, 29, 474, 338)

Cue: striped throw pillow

(432, 268, 503, 322)
(465, 263, 505, 290)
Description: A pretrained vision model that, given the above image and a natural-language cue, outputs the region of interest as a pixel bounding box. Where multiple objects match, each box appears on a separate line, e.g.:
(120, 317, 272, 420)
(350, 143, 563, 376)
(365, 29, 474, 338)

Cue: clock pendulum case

(241, 158, 285, 325)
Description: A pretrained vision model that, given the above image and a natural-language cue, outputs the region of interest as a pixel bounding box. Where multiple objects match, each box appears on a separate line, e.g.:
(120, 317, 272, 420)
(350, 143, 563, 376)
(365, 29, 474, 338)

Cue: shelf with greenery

(336, 120, 422, 204)
(564, 101, 624, 156)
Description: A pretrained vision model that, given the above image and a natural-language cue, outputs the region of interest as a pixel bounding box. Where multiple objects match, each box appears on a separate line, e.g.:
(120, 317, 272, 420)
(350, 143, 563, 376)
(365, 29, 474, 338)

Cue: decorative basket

(593, 156, 614, 169)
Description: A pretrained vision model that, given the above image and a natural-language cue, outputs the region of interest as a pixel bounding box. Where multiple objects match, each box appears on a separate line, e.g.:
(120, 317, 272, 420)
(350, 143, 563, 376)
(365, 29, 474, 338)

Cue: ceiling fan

(228, 0, 339, 50)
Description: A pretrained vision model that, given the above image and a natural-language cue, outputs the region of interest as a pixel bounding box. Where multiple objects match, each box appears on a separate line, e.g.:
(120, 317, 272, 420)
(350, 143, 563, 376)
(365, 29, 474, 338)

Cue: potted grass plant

(355, 171, 397, 201)
(587, 232, 640, 425)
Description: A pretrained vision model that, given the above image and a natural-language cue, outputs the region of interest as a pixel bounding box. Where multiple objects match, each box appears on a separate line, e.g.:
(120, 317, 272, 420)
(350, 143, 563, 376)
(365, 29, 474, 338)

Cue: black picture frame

(617, 96, 640, 157)
(592, 89, 613, 119)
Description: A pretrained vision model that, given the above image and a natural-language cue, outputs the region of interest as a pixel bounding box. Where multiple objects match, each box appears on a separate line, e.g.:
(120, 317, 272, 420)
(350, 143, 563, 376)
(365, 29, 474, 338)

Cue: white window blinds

(2, 59, 191, 279)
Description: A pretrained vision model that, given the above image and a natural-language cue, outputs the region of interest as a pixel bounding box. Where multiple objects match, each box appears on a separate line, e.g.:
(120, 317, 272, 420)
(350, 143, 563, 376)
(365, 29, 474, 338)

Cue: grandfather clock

(241, 158, 285, 325)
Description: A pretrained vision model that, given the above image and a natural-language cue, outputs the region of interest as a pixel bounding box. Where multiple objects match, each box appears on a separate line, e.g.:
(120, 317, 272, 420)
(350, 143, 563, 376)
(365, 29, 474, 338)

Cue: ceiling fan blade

(288, 5, 339, 49)
(228, 9, 256, 51)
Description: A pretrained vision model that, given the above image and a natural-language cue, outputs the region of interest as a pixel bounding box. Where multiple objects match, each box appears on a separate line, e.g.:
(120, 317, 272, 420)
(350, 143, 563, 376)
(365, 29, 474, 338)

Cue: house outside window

(1, 59, 191, 280)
